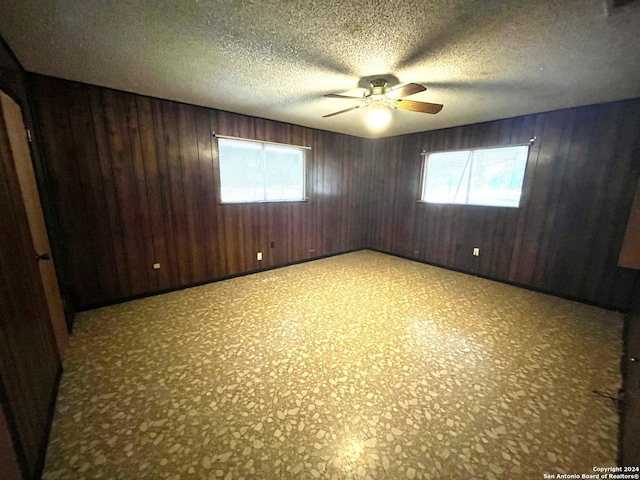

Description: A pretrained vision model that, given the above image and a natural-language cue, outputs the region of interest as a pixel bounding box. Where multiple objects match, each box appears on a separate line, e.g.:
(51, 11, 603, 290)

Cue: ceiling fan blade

(386, 83, 426, 99)
(324, 93, 364, 100)
(322, 105, 362, 118)
(395, 99, 443, 114)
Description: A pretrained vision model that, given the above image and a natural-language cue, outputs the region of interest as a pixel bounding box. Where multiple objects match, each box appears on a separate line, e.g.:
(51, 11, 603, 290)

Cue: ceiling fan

(322, 79, 444, 118)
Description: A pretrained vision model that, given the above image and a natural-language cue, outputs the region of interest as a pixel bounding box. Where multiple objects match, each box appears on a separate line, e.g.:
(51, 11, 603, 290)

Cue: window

(218, 137, 307, 203)
(421, 145, 529, 207)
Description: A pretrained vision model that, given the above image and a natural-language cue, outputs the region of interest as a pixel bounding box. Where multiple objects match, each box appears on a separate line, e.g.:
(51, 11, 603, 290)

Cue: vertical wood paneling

(126, 93, 159, 292)
(89, 86, 132, 299)
(103, 89, 152, 296)
(541, 107, 598, 294)
(136, 96, 171, 289)
(33, 76, 367, 309)
(531, 109, 577, 286)
(562, 104, 622, 300)
(32, 73, 640, 310)
(177, 103, 207, 283)
(512, 111, 561, 285)
(368, 101, 640, 310)
(507, 114, 545, 283)
(151, 98, 181, 287)
(195, 107, 219, 278)
(585, 102, 640, 301)
(67, 84, 119, 301)
(161, 100, 194, 286)
(37, 81, 103, 306)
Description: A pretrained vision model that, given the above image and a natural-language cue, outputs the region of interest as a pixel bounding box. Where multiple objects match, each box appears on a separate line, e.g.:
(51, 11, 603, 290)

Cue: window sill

(220, 198, 309, 205)
(416, 200, 520, 209)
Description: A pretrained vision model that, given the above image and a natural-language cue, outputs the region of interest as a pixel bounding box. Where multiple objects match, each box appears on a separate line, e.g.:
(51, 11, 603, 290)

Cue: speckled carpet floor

(43, 250, 623, 480)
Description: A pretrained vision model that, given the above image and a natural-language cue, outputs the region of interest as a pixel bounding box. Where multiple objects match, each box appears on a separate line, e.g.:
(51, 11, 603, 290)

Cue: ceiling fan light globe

(365, 106, 392, 130)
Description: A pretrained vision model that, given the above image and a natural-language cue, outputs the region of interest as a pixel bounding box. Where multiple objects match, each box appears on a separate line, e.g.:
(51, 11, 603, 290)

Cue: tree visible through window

(218, 137, 307, 203)
(421, 145, 529, 207)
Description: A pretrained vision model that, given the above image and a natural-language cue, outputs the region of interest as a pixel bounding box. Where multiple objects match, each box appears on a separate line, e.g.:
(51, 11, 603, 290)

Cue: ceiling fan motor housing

(322, 79, 442, 118)
(366, 79, 392, 97)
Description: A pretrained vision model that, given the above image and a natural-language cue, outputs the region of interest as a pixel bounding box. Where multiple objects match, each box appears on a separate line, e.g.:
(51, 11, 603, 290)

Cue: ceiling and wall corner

(1, 0, 640, 139)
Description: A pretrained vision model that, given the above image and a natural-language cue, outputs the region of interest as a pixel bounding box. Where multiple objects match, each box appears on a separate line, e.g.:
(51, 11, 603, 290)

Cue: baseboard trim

(367, 247, 627, 313)
(79, 247, 627, 313)
(78, 248, 365, 312)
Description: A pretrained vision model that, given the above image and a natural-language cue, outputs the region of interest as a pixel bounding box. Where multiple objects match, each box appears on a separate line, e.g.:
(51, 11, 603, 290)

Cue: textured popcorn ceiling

(1, 0, 640, 138)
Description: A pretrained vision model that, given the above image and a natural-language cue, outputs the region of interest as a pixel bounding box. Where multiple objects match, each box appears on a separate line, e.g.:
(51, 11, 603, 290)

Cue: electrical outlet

(153, 263, 161, 269)
(257, 252, 262, 261)
(270, 241, 275, 248)
(473, 248, 480, 256)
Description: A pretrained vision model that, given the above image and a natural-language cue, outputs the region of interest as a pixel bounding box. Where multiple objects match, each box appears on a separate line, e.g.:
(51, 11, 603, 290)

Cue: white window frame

(420, 144, 531, 208)
(217, 135, 309, 204)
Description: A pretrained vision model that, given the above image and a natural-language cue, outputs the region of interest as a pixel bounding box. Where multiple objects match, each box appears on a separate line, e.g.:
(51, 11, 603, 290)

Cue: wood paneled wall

(32, 72, 640, 310)
(32, 75, 368, 309)
(365, 101, 640, 310)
